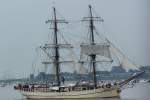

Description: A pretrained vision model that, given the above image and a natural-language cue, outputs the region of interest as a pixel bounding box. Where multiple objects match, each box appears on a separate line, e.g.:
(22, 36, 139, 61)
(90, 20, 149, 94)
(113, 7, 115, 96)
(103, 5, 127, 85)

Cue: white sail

(109, 40, 139, 71)
(80, 43, 111, 58)
(120, 56, 139, 70)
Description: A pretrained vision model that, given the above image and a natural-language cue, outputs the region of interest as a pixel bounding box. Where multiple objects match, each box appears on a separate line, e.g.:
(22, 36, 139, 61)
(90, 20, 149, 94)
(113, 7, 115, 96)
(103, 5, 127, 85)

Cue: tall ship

(14, 5, 144, 99)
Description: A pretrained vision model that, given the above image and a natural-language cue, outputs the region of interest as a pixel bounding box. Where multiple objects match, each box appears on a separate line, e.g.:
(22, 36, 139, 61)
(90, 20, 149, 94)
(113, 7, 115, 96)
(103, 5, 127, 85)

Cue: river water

(0, 83, 150, 100)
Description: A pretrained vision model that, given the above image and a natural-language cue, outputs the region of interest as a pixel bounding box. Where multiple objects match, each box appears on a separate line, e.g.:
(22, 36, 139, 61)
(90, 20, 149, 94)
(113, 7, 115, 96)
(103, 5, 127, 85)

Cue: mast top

(89, 5, 92, 8)
(82, 5, 104, 44)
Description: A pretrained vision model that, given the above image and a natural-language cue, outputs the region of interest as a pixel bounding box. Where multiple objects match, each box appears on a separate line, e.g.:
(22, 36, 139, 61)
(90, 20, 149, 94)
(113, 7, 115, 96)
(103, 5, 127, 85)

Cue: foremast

(45, 7, 68, 87)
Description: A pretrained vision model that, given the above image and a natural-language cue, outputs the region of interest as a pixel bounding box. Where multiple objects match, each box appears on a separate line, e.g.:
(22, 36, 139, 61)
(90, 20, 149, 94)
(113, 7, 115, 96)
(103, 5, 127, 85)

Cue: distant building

(139, 66, 150, 79)
(30, 66, 150, 82)
(111, 66, 126, 73)
(30, 74, 34, 80)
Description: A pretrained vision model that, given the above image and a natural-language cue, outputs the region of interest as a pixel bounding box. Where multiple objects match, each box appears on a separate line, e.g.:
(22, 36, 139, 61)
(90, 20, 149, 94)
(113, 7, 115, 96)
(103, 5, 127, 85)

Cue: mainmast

(89, 5, 97, 89)
(45, 7, 68, 87)
(53, 7, 60, 87)
(82, 5, 104, 88)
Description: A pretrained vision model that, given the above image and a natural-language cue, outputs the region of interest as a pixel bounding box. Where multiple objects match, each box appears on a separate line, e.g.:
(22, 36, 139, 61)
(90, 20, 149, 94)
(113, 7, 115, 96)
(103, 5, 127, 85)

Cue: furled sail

(80, 43, 111, 58)
(44, 43, 73, 49)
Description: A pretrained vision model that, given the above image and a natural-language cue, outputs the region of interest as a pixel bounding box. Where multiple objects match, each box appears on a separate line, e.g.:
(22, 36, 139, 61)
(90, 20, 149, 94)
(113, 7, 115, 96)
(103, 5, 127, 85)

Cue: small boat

(139, 79, 148, 83)
(0, 83, 7, 87)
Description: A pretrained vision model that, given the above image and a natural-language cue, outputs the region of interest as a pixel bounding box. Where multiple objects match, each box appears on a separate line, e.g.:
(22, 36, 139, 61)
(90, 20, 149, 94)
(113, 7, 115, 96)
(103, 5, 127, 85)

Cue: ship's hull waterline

(21, 88, 120, 99)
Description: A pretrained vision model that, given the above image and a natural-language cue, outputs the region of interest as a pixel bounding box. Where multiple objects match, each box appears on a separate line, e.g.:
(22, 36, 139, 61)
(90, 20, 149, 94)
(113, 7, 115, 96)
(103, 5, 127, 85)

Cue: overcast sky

(0, 0, 149, 79)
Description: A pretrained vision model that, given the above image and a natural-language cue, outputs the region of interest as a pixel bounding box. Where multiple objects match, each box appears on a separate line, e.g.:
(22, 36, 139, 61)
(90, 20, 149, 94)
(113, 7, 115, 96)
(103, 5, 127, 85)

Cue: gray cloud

(0, 0, 149, 79)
